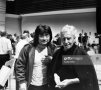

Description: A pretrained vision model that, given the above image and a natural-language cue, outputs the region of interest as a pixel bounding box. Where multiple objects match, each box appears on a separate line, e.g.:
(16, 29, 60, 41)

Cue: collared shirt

(15, 39, 28, 58)
(0, 37, 12, 54)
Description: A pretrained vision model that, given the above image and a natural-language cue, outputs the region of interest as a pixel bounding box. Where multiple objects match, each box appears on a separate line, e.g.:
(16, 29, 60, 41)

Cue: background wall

(5, 15, 21, 35)
(22, 12, 96, 38)
(0, 0, 6, 31)
(5, 10, 96, 39)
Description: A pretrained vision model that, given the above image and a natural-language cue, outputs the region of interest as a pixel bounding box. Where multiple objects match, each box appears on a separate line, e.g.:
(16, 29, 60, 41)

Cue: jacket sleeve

(75, 47, 99, 90)
(14, 45, 29, 84)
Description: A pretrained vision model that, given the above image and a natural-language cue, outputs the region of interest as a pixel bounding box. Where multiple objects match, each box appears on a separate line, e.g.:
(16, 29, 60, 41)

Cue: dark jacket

(51, 44, 99, 90)
(14, 42, 55, 89)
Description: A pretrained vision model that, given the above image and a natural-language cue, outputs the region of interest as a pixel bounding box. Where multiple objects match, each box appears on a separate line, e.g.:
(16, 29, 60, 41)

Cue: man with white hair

(60, 24, 77, 50)
(51, 24, 99, 90)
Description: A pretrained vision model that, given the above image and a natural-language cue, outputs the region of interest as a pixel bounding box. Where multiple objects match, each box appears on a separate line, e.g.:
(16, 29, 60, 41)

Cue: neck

(63, 44, 75, 51)
(37, 44, 47, 52)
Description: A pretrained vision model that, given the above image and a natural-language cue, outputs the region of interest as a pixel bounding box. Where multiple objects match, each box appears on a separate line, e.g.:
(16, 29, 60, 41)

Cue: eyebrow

(62, 37, 72, 40)
(63, 37, 71, 39)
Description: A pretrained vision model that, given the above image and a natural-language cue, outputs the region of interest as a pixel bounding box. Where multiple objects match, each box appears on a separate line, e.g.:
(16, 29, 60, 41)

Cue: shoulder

(53, 46, 62, 56)
(18, 43, 34, 58)
(24, 42, 33, 49)
(74, 45, 88, 55)
(5, 38, 11, 42)
(5, 38, 12, 44)
(48, 43, 56, 48)
(47, 43, 57, 52)
(21, 42, 33, 53)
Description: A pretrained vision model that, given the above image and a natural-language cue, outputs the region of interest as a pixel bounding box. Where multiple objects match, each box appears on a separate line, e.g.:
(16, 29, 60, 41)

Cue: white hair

(61, 24, 77, 37)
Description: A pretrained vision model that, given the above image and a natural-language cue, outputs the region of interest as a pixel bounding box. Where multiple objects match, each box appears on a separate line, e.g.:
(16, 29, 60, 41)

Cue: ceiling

(6, 0, 96, 15)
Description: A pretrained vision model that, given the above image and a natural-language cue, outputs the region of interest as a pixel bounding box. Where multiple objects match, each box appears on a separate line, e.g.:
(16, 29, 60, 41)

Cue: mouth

(41, 40, 48, 44)
(42, 40, 48, 42)
(64, 43, 71, 46)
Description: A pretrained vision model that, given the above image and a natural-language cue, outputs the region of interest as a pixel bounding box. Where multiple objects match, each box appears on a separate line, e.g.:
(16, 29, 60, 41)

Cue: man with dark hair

(23, 30, 29, 34)
(15, 24, 55, 90)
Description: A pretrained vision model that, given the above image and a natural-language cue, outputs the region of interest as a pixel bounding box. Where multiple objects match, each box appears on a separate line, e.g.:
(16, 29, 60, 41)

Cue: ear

(60, 38, 63, 45)
(73, 36, 78, 44)
(73, 35, 76, 39)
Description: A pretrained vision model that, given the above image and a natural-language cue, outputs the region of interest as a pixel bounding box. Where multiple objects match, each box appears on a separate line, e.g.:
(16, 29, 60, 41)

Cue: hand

(19, 83, 27, 90)
(55, 82, 64, 89)
(45, 55, 52, 62)
(19, 88, 26, 90)
(62, 78, 79, 85)
(41, 55, 52, 65)
(59, 78, 79, 88)
(54, 73, 64, 89)
(61, 79, 72, 86)
(5, 59, 15, 68)
(55, 79, 72, 89)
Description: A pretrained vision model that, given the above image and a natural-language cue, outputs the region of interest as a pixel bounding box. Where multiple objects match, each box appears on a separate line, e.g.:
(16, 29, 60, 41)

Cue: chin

(42, 43, 48, 45)
(64, 46, 72, 50)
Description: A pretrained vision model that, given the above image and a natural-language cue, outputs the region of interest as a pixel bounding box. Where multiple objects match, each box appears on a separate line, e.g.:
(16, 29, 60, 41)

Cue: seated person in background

(92, 41, 99, 54)
(87, 44, 95, 55)
(51, 24, 99, 90)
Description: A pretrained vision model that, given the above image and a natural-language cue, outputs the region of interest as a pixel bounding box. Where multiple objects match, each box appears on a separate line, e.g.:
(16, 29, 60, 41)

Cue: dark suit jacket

(51, 44, 99, 90)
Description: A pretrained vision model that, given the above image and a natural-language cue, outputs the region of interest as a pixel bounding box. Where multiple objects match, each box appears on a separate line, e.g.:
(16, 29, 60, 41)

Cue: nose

(64, 38, 68, 43)
(43, 36, 47, 39)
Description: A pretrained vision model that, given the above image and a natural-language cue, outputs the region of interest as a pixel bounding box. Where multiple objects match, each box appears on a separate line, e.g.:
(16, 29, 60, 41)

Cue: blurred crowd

(0, 26, 100, 90)
(0, 30, 101, 59)
(53, 32, 101, 55)
(0, 30, 34, 56)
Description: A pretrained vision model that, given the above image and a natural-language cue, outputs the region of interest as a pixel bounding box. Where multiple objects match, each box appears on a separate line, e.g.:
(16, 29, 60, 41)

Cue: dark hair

(1, 31, 7, 37)
(23, 30, 29, 34)
(0, 31, 1, 36)
(33, 24, 52, 47)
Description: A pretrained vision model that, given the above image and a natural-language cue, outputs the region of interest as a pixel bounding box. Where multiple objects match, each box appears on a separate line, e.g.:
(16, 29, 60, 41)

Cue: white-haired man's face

(61, 33, 75, 50)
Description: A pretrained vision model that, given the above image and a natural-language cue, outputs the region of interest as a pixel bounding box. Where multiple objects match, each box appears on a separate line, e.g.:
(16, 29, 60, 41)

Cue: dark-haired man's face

(38, 33, 50, 45)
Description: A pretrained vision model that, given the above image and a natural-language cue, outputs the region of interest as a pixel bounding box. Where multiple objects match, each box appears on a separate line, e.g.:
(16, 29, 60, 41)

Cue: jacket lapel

(47, 45, 53, 56)
(28, 47, 35, 86)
